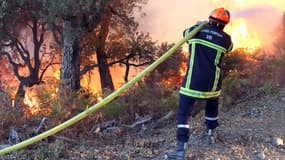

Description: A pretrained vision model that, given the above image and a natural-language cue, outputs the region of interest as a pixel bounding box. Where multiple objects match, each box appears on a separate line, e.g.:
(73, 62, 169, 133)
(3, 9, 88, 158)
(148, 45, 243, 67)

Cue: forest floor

(79, 88, 285, 160)
(1, 88, 285, 160)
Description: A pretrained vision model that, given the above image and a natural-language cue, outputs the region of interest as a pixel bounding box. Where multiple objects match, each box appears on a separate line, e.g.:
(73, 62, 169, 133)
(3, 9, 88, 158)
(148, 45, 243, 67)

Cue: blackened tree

(0, 0, 56, 111)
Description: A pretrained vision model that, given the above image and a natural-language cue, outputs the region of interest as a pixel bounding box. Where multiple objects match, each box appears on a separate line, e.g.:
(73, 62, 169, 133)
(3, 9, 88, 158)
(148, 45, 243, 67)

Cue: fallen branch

(52, 135, 80, 145)
(157, 110, 174, 123)
(0, 144, 11, 150)
(0, 128, 19, 150)
(123, 115, 152, 128)
(32, 117, 48, 136)
(90, 120, 117, 133)
(152, 110, 174, 129)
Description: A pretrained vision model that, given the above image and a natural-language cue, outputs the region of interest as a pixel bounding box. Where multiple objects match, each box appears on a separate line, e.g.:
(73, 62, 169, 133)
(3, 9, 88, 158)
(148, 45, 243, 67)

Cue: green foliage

(74, 89, 102, 111)
(52, 102, 62, 115)
(24, 141, 69, 159)
(258, 81, 274, 95)
(41, 0, 95, 17)
(119, 82, 179, 121)
(0, 0, 7, 18)
(221, 42, 285, 107)
(222, 70, 240, 94)
(143, 43, 186, 89)
(103, 102, 128, 119)
(158, 90, 179, 109)
(15, 0, 25, 5)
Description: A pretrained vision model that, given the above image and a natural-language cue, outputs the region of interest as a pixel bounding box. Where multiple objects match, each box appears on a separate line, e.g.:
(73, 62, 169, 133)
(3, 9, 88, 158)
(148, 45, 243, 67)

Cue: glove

(195, 20, 208, 26)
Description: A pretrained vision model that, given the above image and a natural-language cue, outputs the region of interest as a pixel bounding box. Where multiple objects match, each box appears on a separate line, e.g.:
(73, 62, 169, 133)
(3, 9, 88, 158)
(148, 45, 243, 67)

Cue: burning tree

(0, 1, 57, 111)
(81, 0, 151, 90)
(145, 42, 186, 89)
(37, 0, 111, 106)
(0, 0, 158, 111)
(42, 0, 149, 98)
(113, 32, 157, 83)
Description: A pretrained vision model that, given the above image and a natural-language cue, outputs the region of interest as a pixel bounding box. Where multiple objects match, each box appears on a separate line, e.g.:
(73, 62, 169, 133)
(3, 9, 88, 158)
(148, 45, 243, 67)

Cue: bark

(96, 11, 114, 92)
(123, 55, 132, 83)
(124, 63, 130, 83)
(14, 83, 25, 111)
(60, 18, 82, 92)
(96, 49, 114, 92)
(59, 0, 111, 95)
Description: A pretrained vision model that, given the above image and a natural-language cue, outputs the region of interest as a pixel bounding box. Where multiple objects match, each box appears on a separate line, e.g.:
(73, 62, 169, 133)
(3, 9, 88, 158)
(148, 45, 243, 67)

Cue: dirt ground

(80, 88, 285, 160)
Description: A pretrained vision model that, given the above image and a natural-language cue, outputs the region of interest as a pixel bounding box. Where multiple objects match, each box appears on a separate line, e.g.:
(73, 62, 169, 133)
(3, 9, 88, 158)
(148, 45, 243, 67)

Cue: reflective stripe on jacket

(180, 24, 233, 99)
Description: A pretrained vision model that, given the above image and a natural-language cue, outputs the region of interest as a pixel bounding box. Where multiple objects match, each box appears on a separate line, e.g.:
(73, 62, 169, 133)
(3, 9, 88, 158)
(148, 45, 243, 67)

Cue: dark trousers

(176, 94, 219, 142)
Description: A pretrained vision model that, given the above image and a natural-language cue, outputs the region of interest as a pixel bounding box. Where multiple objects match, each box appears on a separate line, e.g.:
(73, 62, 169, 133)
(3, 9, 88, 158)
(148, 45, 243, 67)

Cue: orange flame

(53, 69, 61, 80)
(24, 89, 41, 116)
(212, 0, 262, 52)
(225, 18, 261, 52)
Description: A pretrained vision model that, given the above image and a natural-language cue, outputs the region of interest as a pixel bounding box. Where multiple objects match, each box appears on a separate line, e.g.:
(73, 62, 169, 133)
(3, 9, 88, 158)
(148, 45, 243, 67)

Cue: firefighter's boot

(164, 141, 187, 160)
(205, 128, 217, 145)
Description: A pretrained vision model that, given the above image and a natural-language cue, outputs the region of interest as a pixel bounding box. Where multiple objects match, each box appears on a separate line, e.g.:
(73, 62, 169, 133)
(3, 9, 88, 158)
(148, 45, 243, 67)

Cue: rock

(8, 127, 19, 145)
(153, 149, 159, 155)
(280, 97, 285, 102)
(279, 89, 285, 101)
(272, 137, 284, 146)
(256, 151, 266, 160)
(250, 108, 261, 117)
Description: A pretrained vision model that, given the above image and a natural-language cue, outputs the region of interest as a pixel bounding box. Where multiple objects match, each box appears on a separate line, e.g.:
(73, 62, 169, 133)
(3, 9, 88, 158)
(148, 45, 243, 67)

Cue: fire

(24, 88, 41, 116)
(53, 69, 60, 80)
(182, 44, 188, 54)
(212, 0, 262, 52)
(225, 18, 261, 52)
(97, 96, 103, 101)
(212, 0, 246, 9)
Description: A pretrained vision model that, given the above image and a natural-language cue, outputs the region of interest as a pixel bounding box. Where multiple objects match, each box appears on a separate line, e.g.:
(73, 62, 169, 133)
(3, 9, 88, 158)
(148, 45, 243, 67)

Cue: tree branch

(0, 51, 23, 80)
(51, 23, 63, 45)
(87, 0, 111, 32)
(39, 55, 59, 82)
(80, 63, 99, 75)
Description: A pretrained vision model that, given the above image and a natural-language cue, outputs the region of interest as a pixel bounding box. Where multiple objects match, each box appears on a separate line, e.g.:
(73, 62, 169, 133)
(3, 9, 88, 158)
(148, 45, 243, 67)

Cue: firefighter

(165, 8, 233, 160)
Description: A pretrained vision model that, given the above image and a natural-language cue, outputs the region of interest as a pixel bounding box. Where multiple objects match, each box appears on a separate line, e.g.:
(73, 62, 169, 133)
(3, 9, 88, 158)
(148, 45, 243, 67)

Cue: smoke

(137, 1, 213, 43)
(232, 6, 282, 32)
(137, 1, 285, 49)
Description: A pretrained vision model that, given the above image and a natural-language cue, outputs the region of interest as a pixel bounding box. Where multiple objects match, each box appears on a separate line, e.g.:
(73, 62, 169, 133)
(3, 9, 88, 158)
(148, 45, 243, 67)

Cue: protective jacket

(180, 23, 233, 99)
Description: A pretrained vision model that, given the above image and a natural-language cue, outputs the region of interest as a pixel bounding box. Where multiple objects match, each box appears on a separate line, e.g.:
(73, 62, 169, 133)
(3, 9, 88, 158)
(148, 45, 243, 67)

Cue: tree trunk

(124, 59, 131, 83)
(96, 49, 114, 92)
(96, 12, 114, 92)
(60, 19, 82, 92)
(59, 18, 82, 107)
(7, 18, 44, 114)
(14, 83, 25, 112)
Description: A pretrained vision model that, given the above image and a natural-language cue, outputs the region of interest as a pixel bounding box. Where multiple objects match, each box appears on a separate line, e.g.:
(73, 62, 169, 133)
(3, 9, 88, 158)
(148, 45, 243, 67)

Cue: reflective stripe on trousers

(176, 94, 219, 142)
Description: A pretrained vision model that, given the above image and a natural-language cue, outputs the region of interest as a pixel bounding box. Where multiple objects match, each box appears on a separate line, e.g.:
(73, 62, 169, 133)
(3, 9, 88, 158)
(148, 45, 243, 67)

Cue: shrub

(103, 102, 128, 120)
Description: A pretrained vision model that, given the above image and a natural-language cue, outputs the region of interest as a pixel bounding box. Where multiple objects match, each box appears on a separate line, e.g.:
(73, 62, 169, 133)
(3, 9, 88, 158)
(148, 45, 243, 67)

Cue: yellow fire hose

(0, 22, 207, 156)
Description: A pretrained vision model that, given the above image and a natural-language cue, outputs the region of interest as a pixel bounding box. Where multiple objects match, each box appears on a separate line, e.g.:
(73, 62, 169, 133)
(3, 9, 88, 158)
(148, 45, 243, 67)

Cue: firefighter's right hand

(195, 20, 208, 25)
